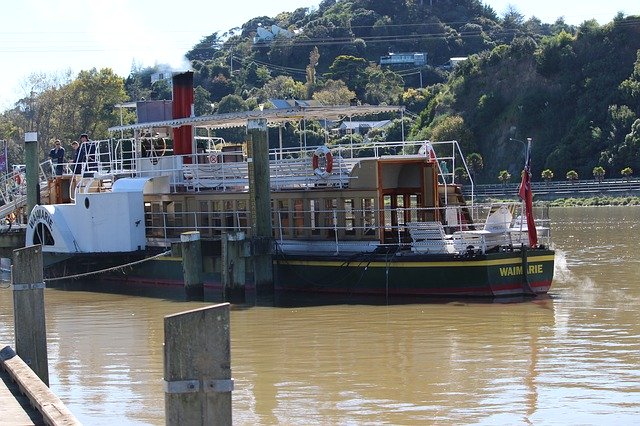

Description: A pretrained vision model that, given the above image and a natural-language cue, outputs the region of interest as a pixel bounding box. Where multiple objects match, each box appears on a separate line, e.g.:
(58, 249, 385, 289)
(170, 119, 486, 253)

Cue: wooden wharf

(0, 346, 80, 426)
(0, 359, 45, 425)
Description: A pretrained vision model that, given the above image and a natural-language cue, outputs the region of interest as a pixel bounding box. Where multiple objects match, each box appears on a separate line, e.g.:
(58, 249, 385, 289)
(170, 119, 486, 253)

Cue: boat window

(362, 198, 376, 237)
(275, 199, 289, 238)
(32, 222, 55, 246)
(344, 199, 355, 236)
(293, 199, 305, 236)
(310, 199, 320, 236)
(199, 201, 211, 237)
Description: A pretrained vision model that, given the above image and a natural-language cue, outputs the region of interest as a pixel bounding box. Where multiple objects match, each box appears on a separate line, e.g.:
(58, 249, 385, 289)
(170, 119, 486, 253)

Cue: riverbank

(545, 195, 640, 207)
(483, 195, 640, 207)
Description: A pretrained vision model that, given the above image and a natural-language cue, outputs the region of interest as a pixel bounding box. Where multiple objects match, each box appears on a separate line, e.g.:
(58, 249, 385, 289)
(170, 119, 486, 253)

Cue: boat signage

(499, 264, 543, 277)
(28, 206, 53, 230)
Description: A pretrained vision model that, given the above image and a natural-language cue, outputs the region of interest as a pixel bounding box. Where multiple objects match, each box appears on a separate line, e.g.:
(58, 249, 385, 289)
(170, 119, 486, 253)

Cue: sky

(1, 0, 638, 111)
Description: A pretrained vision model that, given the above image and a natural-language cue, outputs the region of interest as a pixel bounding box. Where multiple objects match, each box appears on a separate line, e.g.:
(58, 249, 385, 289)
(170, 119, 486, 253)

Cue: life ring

(312, 145, 333, 178)
(15, 173, 22, 185)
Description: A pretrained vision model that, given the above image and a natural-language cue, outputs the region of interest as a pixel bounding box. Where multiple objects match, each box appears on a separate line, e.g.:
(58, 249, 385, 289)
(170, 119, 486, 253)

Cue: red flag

(518, 168, 538, 247)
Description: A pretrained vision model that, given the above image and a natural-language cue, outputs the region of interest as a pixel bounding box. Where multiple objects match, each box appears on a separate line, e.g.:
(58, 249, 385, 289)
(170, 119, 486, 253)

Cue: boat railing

(142, 202, 551, 253)
(82, 137, 474, 194)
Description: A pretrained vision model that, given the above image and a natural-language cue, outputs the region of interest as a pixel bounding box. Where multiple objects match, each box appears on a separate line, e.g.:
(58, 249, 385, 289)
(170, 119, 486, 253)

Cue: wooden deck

(0, 364, 45, 425)
(0, 346, 79, 425)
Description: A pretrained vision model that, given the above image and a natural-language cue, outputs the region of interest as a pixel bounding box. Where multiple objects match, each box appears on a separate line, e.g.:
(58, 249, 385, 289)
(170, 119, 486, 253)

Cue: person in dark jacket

(49, 139, 65, 175)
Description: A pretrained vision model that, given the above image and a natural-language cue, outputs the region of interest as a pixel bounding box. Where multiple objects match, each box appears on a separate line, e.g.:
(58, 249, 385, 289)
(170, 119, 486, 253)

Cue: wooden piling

(181, 231, 203, 300)
(164, 303, 233, 426)
(24, 132, 38, 217)
(246, 120, 274, 300)
(12, 244, 49, 386)
(221, 231, 246, 303)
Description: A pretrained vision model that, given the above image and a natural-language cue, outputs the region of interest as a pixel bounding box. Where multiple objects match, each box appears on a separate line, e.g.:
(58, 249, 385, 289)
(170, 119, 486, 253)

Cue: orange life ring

(15, 174, 22, 185)
(312, 145, 333, 178)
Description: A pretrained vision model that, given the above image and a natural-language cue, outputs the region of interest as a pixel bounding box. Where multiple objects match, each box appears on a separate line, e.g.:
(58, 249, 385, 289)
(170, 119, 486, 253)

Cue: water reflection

(0, 206, 639, 424)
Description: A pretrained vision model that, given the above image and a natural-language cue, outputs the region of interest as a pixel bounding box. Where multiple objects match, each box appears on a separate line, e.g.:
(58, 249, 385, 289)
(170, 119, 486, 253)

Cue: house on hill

(335, 120, 392, 136)
(380, 52, 427, 67)
(253, 25, 293, 44)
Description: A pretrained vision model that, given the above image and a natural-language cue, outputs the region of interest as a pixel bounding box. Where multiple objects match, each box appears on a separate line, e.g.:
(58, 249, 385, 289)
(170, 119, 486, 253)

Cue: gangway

(0, 160, 55, 222)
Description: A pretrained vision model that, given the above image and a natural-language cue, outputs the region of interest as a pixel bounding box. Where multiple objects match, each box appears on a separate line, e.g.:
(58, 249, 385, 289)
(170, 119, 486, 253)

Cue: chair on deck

(408, 221, 455, 254)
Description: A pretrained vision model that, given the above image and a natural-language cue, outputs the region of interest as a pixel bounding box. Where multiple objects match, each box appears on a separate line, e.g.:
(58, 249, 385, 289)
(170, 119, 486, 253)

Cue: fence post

(181, 231, 203, 300)
(12, 244, 49, 386)
(164, 303, 233, 425)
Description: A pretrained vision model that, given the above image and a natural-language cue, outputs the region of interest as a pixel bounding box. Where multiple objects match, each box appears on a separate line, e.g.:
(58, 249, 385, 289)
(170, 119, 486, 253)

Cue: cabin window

(344, 199, 355, 236)
(224, 200, 235, 230)
(362, 198, 376, 236)
(236, 200, 247, 231)
(293, 199, 305, 236)
(310, 199, 320, 236)
(199, 201, 210, 237)
(211, 201, 222, 236)
(275, 199, 289, 238)
(325, 198, 338, 238)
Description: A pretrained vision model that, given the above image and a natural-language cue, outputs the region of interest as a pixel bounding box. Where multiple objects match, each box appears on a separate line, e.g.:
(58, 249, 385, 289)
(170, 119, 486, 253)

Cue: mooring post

(181, 231, 203, 300)
(221, 231, 246, 303)
(164, 303, 233, 426)
(246, 119, 274, 302)
(12, 244, 49, 386)
(24, 132, 39, 217)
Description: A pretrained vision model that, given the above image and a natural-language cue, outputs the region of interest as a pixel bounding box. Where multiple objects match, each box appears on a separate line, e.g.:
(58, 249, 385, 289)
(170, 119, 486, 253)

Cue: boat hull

(273, 249, 555, 297)
(43, 247, 554, 300)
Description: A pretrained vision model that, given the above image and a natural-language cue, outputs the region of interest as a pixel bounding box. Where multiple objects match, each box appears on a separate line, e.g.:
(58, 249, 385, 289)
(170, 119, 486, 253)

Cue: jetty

(0, 346, 79, 425)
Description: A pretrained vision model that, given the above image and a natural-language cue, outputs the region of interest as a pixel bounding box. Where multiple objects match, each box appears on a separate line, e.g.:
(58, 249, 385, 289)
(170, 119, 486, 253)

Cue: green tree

(260, 75, 306, 100)
(216, 94, 247, 113)
(465, 152, 484, 181)
(429, 115, 473, 152)
(194, 86, 213, 116)
(326, 55, 369, 99)
(498, 170, 511, 185)
(364, 64, 404, 104)
(592, 166, 606, 182)
(541, 169, 554, 184)
(454, 166, 469, 183)
(566, 170, 579, 183)
(312, 79, 355, 105)
(621, 167, 633, 181)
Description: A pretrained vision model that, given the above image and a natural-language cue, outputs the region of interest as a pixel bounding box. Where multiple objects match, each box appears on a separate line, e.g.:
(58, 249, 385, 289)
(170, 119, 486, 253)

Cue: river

(1, 206, 639, 425)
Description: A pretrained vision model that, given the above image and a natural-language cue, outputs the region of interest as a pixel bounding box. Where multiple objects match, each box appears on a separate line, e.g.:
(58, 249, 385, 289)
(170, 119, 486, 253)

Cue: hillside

(1, 0, 639, 185)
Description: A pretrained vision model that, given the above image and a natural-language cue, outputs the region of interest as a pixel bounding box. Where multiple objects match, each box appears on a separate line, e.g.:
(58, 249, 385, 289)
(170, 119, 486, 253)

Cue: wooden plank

(1, 346, 80, 425)
(0, 362, 45, 425)
(164, 303, 232, 426)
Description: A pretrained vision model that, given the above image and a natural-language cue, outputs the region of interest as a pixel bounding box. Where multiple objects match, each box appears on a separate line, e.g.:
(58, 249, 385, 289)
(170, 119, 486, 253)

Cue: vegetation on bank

(546, 196, 640, 207)
(0, 0, 638, 185)
(486, 196, 640, 206)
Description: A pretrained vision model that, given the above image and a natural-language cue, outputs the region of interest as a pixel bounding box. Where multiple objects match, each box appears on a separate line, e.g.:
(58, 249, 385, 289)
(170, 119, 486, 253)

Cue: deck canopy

(109, 104, 405, 132)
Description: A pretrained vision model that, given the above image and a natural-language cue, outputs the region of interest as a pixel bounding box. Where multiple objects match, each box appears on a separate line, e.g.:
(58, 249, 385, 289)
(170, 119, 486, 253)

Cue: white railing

(141, 202, 551, 253)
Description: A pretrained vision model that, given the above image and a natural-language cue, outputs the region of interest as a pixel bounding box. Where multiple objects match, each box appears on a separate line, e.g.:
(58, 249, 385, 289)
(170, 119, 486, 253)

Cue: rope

(44, 250, 172, 282)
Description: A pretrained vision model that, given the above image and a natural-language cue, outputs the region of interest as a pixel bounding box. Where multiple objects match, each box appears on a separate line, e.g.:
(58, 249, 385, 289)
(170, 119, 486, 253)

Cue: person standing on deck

(76, 133, 97, 173)
(71, 141, 81, 174)
(49, 139, 65, 175)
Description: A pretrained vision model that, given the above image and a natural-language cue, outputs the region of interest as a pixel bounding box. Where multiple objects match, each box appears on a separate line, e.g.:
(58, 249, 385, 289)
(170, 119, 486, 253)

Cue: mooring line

(44, 250, 172, 282)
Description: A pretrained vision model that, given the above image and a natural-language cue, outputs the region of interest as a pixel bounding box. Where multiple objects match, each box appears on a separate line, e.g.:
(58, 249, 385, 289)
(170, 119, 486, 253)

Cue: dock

(0, 346, 79, 425)
(0, 356, 45, 425)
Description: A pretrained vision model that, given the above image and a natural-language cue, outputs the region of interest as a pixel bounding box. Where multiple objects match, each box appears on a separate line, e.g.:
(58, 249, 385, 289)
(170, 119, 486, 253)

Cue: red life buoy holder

(312, 145, 333, 178)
